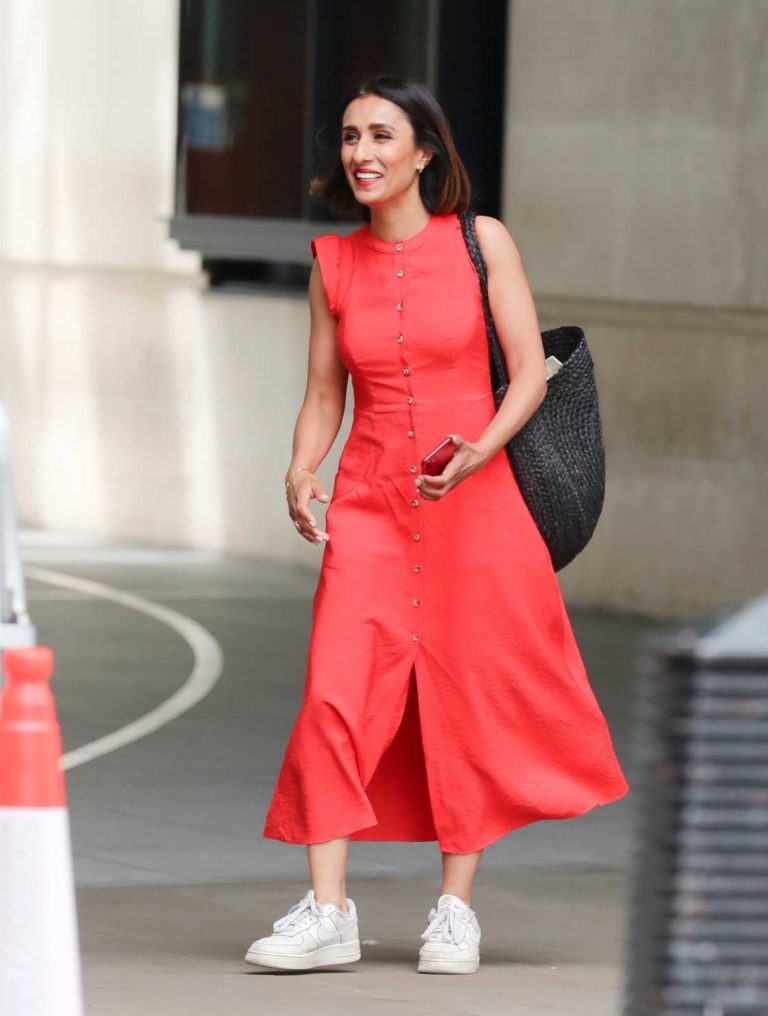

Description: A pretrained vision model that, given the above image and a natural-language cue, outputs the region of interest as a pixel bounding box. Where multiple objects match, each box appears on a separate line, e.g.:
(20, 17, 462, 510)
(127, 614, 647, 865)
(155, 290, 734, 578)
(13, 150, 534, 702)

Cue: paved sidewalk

(78, 868, 628, 1015)
(20, 531, 659, 1014)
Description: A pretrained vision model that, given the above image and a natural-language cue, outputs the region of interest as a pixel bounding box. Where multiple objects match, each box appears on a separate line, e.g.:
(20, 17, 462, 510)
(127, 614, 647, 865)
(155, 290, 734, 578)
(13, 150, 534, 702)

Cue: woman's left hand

(415, 434, 490, 501)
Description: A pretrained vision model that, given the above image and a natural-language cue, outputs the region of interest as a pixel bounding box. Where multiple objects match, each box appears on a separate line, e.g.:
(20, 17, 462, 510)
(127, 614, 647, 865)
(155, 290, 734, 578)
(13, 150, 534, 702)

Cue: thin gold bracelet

(285, 465, 312, 489)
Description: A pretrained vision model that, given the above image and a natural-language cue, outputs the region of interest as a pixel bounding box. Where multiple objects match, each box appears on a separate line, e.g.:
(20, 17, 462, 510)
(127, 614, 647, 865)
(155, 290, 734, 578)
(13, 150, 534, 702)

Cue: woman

(246, 75, 629, 975)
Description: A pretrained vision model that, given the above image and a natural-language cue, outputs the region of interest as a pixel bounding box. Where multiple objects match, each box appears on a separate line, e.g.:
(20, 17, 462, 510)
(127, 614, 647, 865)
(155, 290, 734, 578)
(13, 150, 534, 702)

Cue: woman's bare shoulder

(473, 215, 523, 267)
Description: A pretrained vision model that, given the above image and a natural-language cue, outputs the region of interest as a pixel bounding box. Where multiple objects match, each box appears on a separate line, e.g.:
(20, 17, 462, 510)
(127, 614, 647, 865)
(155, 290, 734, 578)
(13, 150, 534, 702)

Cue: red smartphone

(420, 436, 456, 476)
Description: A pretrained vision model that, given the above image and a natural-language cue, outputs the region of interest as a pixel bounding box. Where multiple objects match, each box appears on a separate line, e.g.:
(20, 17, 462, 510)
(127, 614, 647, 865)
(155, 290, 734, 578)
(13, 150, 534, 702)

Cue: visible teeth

(356, 172, 381, 179)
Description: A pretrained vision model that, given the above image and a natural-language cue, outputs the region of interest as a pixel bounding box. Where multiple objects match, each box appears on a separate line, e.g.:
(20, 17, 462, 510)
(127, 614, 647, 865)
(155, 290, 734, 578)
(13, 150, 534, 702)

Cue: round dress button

(397, 302, 403, 311)
(413, 564, 421, 572)
(406, 395, 414, 404)
(413, 599, 420, 607)
(396, 269, 404, 278)
(409, 465, 418, 473)
(402, 367, 410, 376)
(396, 243, 404, 251)
(408, 430, 415, 439)
(397, 335, 404, 343)
(411, 498, 419, 506)
(412, 632, 419, 641)
(413, 532, 421, 541)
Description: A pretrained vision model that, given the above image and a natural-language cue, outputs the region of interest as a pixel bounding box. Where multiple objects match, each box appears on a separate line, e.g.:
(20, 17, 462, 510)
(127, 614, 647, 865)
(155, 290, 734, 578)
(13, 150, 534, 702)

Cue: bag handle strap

(459, 210, 509, 403)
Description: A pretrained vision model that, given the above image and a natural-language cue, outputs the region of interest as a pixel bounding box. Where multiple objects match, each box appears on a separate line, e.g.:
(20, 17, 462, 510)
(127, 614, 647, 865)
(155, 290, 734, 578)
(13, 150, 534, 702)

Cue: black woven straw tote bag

(459, 210, 606, 571)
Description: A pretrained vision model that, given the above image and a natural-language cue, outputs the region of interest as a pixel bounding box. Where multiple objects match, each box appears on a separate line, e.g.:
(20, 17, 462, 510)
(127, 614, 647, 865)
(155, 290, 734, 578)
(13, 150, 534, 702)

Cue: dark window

(178, 3, 309, 219)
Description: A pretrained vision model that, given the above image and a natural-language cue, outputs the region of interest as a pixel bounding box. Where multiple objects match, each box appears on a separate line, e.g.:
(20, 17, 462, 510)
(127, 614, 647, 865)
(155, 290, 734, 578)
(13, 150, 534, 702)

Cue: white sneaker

(417, 893, 481, 974)
(244, 888, 361, 970)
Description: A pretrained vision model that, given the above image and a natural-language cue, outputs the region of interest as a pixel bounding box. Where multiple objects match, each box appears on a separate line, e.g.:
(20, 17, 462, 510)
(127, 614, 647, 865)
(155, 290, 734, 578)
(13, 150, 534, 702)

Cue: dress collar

(359, 212, 448, 253)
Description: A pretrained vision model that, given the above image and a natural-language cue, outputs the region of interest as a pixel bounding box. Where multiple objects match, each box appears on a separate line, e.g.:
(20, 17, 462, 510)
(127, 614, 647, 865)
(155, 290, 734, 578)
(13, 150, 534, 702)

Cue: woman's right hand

(286, 473, 330, 545)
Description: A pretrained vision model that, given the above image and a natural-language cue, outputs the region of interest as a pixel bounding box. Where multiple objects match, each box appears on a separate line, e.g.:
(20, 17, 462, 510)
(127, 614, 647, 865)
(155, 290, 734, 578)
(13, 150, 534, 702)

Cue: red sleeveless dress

(262, 212, 629, 854)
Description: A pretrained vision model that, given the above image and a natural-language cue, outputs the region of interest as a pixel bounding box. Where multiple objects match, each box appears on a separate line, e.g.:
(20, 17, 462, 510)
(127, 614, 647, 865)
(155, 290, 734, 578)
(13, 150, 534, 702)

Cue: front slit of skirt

(347, 656, 439, 843)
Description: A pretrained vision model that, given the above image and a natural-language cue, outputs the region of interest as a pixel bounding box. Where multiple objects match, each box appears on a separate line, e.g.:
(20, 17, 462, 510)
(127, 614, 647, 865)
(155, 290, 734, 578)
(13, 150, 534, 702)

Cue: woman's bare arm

(472, 214, 547, 461)
(284, 260, 349, 544)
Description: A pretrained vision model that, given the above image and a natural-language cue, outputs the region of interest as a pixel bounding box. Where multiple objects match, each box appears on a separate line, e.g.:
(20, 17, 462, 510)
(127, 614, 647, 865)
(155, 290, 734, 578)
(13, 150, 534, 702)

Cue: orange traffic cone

(0, 646, 84, 1016)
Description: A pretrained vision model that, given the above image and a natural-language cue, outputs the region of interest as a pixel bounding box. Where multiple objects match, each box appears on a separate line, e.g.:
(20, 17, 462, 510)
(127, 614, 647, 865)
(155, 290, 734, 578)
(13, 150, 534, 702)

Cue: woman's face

(340, 94, 430, 209)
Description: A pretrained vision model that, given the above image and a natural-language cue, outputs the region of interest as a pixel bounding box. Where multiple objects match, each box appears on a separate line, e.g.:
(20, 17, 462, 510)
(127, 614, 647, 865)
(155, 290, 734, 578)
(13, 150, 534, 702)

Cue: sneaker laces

(272, 892, 324, 934)
(420, 903, 470, 943)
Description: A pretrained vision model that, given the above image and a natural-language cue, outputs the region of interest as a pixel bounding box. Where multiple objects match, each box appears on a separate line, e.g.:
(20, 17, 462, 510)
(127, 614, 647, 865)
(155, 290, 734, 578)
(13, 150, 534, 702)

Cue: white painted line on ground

(24, 566, 225, 772)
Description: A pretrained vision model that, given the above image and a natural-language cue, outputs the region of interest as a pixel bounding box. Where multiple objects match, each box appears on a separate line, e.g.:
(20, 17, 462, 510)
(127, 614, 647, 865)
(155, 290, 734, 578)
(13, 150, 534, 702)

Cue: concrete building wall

(502, 0, 766, 308)
(501, 0, 768, 616)
(0, 0, 198, 274)
(0, 0, 765, 619)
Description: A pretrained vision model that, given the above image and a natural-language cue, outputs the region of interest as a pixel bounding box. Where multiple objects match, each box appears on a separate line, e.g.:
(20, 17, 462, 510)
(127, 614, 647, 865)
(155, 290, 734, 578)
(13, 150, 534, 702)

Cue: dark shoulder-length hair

(309, 74, 472, 221)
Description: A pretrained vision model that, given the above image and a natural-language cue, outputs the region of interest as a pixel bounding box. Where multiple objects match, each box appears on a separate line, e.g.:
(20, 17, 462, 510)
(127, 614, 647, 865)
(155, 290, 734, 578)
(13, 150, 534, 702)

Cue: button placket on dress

(391, 242, 422, 646)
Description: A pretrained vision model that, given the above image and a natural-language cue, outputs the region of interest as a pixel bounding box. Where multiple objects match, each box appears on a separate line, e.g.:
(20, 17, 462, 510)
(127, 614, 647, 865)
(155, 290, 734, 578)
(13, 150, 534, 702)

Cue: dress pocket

(329, 474, 371, 505)
(330, 444, 378, 504)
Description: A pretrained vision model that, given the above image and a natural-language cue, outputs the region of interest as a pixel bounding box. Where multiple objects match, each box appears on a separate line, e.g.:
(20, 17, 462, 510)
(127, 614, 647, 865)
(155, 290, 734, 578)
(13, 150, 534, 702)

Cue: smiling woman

(249, 73, 629, 977)
(309, 76, 470, 224)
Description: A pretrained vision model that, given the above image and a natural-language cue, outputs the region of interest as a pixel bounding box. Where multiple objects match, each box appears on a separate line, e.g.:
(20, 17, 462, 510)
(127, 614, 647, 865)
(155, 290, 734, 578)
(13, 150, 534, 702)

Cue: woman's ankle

(317, 898, 347, 912)
(314, 890, 347, 911)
